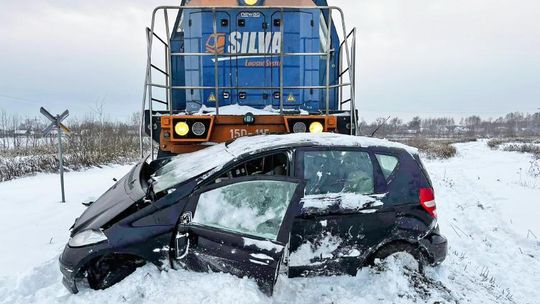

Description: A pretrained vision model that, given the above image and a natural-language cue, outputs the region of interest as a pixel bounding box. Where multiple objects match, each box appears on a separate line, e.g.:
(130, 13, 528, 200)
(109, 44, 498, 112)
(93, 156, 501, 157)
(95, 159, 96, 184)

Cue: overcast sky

(0, 0, 539, 122)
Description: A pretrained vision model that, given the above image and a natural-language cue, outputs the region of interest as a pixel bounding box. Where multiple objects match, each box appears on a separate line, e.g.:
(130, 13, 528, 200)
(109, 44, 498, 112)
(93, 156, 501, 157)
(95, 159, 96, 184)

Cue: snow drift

(0, 140, 539, 303)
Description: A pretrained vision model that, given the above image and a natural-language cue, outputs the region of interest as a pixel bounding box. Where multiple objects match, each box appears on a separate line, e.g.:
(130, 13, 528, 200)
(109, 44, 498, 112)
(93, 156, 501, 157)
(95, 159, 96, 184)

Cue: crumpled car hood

(71, 161, 147, 235)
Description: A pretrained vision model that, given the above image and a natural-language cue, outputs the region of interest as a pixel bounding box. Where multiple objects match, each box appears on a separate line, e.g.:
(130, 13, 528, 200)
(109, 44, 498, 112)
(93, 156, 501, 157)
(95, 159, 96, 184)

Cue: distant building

(14, 130, 29, 136)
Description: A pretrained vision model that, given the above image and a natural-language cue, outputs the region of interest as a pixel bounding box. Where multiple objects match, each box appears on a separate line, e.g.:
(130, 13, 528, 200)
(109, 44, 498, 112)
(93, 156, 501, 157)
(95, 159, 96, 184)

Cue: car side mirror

(181, 212, 192, 225)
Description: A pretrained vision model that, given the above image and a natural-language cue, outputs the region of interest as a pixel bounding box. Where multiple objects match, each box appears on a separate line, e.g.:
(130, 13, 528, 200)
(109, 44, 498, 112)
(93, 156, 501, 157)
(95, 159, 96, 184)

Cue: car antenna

(370, 116, 391, 137)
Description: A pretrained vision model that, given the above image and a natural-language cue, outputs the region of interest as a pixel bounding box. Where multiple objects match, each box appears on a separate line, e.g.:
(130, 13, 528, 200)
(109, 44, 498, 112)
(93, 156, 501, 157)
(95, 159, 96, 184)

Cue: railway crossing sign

(40, 107, 70, 203)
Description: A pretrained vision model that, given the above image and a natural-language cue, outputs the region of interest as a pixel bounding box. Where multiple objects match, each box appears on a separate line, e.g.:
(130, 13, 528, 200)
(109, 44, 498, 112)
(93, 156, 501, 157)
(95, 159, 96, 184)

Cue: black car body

(59, 134, 447, 295)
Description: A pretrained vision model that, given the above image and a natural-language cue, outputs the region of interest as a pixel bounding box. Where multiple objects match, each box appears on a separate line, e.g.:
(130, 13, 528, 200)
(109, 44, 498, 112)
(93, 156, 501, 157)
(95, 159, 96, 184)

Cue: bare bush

(400, 137, 458, 159)
(530, 156, 540, 178)
(487, 139, 503, 149)
(503, 144, 540, 156)
(487, 138, 538, 150)
(0, 113, 143, 182)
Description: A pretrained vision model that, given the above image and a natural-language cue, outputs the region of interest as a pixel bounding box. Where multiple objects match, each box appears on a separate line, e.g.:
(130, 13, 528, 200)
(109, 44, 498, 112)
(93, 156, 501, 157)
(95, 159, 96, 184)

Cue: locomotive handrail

(340, 98, 352, 105)
(338, 27, 356, 135)
(151, 64, 169, 76)
(151, 98, 168, 105)
(147, 28, 169, 48)
(141, 5, 358, 157)
(212, 7, 220, 115)
(170, 52, 332, 57)
(338, 29, 355, 79)
(148, 83, 351, 90)
(350, 27, 357, 135)
(279, 8, 285, 114)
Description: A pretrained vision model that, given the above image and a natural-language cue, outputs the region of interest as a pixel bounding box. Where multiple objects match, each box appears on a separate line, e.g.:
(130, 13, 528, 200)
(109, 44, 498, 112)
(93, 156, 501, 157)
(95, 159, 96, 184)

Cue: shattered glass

(193, 180, 297, 240)
(304, 151, 374, 195)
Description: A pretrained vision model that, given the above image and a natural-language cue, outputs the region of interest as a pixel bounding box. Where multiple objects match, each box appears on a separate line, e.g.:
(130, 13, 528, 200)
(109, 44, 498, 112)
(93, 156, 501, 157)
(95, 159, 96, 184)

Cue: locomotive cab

(142, 0, 357, 156)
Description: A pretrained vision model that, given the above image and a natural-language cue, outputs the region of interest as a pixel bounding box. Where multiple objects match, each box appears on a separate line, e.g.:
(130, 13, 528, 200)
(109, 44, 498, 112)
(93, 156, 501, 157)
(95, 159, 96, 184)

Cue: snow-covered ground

(0, 140, 539, 303)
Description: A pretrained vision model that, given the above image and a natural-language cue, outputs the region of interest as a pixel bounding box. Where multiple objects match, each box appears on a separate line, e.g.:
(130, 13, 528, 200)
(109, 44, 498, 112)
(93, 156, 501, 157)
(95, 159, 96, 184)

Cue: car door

(173, 176, 305, 295)
(288, 147, 395, 277)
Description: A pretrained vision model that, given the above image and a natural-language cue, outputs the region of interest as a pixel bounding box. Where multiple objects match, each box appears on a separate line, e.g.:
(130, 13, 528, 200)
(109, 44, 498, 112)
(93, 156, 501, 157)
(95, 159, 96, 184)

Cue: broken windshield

(152, 143, 236, 193)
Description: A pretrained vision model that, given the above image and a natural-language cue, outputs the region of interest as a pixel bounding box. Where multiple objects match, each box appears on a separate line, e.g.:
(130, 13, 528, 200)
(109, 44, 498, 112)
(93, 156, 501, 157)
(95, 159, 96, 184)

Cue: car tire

(87, 255, 141, 290)
(368, 242, 428, 273)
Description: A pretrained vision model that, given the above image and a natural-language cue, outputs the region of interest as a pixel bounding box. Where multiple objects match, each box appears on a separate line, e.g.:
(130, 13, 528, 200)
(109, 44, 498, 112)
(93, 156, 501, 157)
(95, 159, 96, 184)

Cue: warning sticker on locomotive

(287, 93, 296, 102)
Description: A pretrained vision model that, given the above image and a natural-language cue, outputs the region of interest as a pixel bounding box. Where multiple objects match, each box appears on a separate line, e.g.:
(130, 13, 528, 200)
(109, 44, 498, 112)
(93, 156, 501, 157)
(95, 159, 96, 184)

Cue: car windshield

(152, 144, 235, 193)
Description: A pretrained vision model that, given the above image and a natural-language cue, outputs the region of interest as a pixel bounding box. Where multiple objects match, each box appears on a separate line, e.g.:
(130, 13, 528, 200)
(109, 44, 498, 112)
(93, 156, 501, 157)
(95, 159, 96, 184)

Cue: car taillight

(419, 188, 437, 218)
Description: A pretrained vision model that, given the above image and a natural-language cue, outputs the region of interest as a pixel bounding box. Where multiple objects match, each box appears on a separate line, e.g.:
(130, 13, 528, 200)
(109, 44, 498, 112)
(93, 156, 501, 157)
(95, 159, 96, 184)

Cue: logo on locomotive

(206, 32, 282, 57)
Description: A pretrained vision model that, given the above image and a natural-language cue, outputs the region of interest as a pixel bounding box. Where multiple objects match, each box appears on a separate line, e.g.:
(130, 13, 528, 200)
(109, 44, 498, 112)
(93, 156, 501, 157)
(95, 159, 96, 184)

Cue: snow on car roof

(152, 143, 235, 193)
(152, 133, 416, 193)
(226, 133, 418, 157)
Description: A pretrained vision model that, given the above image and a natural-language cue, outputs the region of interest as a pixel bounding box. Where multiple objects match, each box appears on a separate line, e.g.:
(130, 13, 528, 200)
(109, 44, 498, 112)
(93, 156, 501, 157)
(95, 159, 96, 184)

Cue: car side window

(214, 152, 289, 184)
(192, 180, 297, 241)
(303, 150, 374, 195)
(375, 154, 399, 181)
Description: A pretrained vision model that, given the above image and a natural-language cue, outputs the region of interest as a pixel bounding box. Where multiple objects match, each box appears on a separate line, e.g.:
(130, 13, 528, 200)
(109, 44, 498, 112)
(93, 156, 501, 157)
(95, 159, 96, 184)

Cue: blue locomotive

(142, 0, 357, 156)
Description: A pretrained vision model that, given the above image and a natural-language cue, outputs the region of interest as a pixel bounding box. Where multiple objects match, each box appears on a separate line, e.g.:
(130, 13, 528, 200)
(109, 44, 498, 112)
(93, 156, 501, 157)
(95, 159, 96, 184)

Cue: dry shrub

(487, 139, 504, 149)
(400, 137, 457, 159)
(487, 138, 539, 150)
(0, 120, 144, 182)
(530, 156, 540, 178)
(0, 155, 58, 182)
(503, 144, 540, 156)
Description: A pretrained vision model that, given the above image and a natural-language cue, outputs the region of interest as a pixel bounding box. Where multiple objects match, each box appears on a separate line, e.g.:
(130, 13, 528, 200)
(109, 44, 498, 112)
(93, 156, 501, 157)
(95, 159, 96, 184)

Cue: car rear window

(375, 154, 399, 180)
(414, 154, 433, 187)
(303, 150, 374, 195)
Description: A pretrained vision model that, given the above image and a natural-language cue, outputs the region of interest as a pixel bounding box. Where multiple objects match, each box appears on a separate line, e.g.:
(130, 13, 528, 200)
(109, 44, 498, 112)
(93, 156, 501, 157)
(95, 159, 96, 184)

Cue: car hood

(71, 161, 147, 235)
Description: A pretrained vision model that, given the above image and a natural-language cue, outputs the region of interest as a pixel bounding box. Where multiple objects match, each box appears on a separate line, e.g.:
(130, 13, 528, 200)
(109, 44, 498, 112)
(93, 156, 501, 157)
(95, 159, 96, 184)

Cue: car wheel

(87, 255, 143, 290)
(368, 242, 428, 273)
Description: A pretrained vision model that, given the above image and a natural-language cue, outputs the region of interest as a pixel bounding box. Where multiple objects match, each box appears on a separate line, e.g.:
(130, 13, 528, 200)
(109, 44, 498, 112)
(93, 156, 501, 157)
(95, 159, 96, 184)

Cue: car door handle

(175, 232, 190, 260)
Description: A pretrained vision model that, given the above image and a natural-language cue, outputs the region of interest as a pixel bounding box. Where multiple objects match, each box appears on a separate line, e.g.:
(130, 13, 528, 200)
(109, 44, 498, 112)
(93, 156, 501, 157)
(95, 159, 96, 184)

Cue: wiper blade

(82, 201, 94, 207)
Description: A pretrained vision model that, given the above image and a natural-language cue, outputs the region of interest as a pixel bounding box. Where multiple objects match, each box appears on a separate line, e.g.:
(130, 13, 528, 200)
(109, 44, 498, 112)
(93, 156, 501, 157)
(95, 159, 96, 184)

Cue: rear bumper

(421, 232, 448, 265)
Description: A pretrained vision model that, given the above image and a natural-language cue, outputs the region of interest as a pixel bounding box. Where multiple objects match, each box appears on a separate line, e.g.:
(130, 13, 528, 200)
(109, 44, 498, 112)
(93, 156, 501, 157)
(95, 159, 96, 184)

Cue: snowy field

(0, 140, 539, 304)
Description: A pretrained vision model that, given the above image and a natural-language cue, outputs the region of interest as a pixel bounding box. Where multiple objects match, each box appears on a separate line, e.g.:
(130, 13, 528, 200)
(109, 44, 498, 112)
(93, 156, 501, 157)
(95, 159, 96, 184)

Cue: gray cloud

(0, 0, 538, 121)
(332, 0, 540, 120)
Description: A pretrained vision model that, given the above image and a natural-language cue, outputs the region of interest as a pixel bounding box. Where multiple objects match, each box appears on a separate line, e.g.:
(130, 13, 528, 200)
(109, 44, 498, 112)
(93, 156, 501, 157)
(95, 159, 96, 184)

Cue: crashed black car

(59, 133, 447, 295)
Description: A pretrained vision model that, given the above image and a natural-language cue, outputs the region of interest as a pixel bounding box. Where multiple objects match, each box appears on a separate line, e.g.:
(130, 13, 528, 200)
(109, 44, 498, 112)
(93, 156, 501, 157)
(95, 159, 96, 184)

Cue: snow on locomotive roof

(152, 133, 416, 193)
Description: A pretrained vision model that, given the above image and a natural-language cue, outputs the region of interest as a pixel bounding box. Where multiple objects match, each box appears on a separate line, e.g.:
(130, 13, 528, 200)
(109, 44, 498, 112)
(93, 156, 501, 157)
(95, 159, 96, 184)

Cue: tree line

(359, 112, 540, 138)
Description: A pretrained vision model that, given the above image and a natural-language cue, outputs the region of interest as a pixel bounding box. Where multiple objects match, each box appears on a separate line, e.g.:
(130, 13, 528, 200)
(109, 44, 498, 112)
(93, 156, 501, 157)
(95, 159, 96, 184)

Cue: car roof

(152, 133, 417, 193)
(225, 133, 418, 157)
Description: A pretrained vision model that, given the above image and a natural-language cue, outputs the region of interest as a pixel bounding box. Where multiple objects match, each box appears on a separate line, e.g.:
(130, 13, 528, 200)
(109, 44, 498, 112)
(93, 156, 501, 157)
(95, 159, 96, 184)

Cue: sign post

(40, 107, 70, 203)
